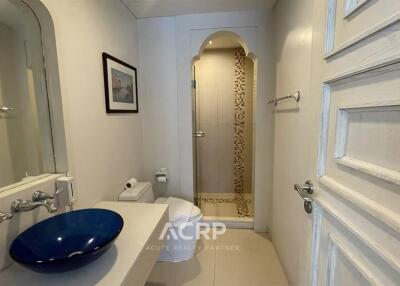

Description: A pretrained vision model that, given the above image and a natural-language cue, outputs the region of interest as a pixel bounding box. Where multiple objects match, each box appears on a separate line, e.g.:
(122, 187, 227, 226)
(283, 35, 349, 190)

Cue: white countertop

(0, 201, 169, 286)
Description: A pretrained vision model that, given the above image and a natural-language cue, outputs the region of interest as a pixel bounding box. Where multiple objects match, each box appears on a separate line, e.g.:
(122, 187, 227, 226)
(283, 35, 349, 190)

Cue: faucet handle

(0, 212, 13, 224)
(46, 201, 58, 213)
(32, 191, 54, 202)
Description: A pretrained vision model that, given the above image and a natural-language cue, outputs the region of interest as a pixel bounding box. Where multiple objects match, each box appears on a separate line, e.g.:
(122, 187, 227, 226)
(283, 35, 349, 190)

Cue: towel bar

(267, 91, 301, 106)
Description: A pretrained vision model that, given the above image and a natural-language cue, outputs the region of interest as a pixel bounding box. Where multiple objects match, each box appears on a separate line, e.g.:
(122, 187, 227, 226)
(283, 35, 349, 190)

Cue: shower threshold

(202, 216, 254, 229)
(198, 193, 253, 229)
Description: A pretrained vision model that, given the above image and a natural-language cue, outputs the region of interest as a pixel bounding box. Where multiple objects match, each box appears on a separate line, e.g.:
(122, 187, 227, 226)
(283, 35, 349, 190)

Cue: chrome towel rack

(0, 106, 14, 112)
(267, 91, 301, 106)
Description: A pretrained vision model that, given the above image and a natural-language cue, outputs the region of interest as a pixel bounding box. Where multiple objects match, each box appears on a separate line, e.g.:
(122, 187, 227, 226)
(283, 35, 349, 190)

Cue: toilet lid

(189, 205, 202, 221)
(155, 197, 202, 220)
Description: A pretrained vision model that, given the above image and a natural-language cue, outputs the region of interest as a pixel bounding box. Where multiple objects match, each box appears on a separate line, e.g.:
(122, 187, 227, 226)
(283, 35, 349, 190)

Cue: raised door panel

(326, 0, 400, 56)
(323, 67, 400, 213)
(313, 198, 400, 286)
(311, 0, 400, 285)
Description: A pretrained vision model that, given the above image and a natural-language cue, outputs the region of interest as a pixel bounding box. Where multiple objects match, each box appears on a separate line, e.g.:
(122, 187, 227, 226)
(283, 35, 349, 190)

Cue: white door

(310, 0, 400, 285)
(273, 0, 400, 285)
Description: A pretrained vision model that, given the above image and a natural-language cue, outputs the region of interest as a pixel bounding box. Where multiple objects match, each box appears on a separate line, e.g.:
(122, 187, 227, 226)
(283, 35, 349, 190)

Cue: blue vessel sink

(9, 208, 124, 273)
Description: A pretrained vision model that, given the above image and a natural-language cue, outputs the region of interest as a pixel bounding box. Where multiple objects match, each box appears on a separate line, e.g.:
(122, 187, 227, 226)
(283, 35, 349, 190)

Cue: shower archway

(191, 31, 257, 226)
(175, 20, 273, 233)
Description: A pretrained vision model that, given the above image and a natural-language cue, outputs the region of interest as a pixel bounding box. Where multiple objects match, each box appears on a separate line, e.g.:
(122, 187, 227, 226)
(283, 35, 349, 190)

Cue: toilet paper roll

(125, 178, 138, 190)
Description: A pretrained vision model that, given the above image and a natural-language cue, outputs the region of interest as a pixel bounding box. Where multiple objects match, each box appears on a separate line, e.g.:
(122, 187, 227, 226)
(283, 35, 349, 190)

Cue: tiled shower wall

(195, 48, 253, 194)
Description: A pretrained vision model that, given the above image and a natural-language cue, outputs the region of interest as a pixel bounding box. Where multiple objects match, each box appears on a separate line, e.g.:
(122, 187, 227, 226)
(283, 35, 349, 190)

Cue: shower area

(193, 36, 255, 222)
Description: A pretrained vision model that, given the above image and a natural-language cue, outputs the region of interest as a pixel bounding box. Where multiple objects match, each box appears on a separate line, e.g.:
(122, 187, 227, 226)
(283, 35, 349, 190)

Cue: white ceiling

(121, 0, 277, 18)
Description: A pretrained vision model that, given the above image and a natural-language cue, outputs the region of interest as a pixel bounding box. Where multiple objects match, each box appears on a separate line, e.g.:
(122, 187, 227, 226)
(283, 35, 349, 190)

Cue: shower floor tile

(200, 192, 235, 200)
(217, 202, 238, 217)
(201, 202, 218, 216)
(199, 193, 252, 218)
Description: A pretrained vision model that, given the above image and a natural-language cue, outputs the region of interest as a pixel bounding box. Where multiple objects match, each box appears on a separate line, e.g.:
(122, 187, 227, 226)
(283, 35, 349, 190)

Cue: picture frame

(102, 52, 138, 113)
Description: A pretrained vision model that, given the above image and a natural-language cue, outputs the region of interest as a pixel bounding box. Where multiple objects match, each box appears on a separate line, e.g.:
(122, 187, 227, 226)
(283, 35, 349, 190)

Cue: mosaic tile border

(233, 47, 246, 195)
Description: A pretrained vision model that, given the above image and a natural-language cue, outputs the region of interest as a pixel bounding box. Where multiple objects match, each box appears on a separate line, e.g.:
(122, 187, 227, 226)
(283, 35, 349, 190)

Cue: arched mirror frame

(0, 0, 68, 192)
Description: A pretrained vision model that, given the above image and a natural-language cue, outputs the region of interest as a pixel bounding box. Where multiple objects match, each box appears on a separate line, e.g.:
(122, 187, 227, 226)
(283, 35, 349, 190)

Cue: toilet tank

(118, 182, 155, 203)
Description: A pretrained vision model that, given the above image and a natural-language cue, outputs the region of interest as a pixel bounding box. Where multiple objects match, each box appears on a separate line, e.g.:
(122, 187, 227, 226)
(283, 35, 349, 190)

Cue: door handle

(294, 180, 314, 214)
(193, 131, 206, 137)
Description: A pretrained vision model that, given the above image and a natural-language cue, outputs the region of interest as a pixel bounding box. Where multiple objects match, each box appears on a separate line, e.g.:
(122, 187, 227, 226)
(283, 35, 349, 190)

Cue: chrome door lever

(294, 180, 314, 214)
(294, 180, 314, 195)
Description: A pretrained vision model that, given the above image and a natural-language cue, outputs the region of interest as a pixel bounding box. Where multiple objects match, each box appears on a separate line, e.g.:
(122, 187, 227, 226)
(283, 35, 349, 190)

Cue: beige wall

(41, 0, 144, 208)
(271, 0, 318, 284)
(138, 17, 180, 198)
(195, 48, 253, 194)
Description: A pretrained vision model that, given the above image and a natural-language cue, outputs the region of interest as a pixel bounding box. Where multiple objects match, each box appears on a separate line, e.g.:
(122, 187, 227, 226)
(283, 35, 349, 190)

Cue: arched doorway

(192, 32, 256, 226)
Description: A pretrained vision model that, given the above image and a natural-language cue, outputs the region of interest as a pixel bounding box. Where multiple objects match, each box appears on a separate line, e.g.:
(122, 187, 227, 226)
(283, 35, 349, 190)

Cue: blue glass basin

(9, 208, 124, 273)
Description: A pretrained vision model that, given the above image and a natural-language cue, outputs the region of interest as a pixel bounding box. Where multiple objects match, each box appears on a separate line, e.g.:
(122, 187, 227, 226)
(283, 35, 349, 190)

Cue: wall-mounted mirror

(0, 0, 55, 189)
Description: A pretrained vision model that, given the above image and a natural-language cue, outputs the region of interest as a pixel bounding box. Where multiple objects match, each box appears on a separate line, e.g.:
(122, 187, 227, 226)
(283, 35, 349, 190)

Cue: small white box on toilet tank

(118, 182, 155, 203)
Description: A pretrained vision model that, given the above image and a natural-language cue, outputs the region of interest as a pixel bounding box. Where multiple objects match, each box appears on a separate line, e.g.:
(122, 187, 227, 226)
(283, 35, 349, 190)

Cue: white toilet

(118, 182, 203, 262)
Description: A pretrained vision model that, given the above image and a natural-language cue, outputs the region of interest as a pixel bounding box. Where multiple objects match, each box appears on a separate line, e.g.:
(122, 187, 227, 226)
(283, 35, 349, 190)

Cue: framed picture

(102, 52, 138, 113)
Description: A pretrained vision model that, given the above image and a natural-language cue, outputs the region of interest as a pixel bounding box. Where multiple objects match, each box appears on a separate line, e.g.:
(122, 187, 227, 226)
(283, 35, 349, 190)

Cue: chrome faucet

(10, 191, 58, 214)
(0, 191, 58, 224)
(11, 199, 58, 213)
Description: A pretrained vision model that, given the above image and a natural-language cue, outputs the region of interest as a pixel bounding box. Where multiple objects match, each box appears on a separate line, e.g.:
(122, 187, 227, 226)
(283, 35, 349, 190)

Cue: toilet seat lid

(155, 197, 202, 220)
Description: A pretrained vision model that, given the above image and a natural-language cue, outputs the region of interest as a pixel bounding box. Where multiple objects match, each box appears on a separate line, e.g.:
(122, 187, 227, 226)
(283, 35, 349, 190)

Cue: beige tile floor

(146, 229, 288, 286)
(200, 193, 253, 218)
